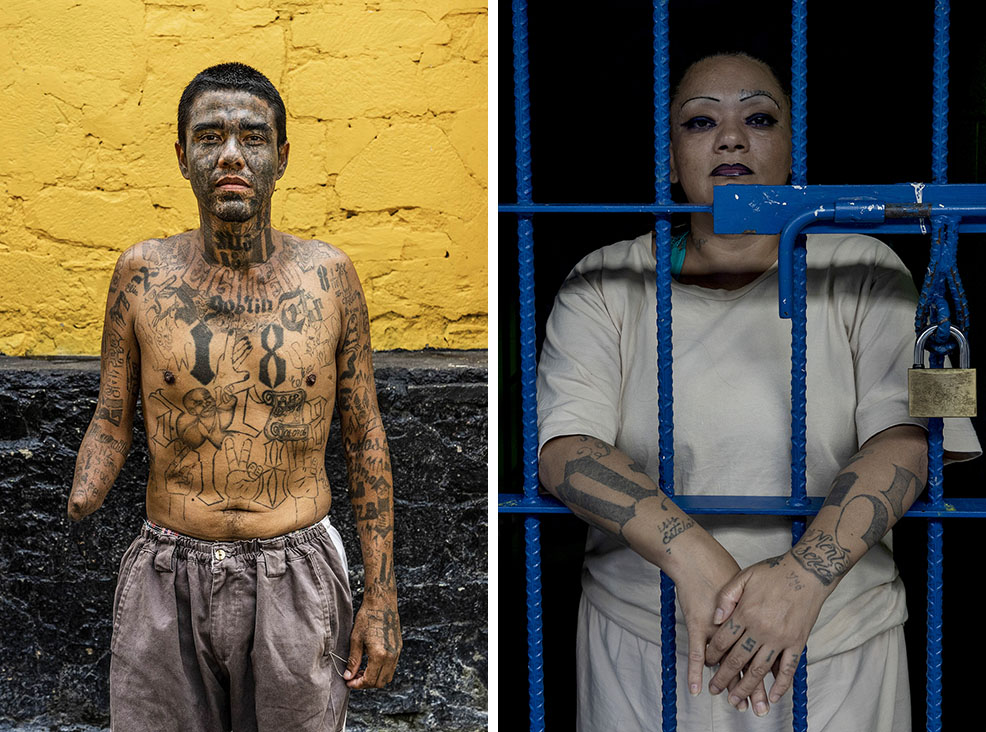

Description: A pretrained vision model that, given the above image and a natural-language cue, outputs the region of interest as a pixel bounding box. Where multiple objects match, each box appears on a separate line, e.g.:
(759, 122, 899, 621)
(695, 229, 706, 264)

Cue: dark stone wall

(0, 351, 488, 732)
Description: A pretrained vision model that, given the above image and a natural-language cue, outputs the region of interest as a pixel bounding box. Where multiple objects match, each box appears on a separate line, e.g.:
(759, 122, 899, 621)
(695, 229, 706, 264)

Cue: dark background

(499, 1, 986, 730)
(0, 351, 487, 731)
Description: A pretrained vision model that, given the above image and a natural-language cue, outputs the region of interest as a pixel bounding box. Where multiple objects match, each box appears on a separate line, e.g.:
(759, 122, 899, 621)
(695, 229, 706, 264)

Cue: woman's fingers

(709, 629, 757, 695)
(725, 673, 748, 712)
(705, 611, 745, 667)
(686, 624, 708, 696)
(713, 570, 747, 626)
(749, 677, 771, 717)
(725, 643, 778, 708)
(768, 648, 803, 703)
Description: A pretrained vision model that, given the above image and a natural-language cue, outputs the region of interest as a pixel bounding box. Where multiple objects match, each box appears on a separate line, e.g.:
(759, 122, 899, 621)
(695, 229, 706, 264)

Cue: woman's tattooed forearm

(552, 440, 692, 547)
(795, 462, 924, 585)
(791, 529, 849, 585)
(659, 515, 695, 548)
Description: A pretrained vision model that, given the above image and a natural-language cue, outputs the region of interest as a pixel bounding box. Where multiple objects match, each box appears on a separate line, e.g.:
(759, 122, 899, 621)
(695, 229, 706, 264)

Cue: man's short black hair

(177, 62, 287, 147)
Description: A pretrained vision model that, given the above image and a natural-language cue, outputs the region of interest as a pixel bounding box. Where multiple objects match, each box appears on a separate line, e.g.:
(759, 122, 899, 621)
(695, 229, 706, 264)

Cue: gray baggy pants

(109, 518, 352, 732)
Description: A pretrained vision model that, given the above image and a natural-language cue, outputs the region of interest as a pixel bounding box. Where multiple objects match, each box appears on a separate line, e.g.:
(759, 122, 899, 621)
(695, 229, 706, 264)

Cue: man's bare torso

(120, 230, 354, 539)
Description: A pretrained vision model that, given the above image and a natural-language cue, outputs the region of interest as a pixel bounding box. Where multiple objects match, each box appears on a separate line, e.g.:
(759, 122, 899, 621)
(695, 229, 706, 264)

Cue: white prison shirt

(537, 231, 980, 661)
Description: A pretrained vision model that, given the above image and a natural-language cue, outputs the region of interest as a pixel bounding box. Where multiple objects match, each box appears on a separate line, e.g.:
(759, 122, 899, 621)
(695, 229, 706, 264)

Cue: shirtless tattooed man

(67, 63, 400, 731)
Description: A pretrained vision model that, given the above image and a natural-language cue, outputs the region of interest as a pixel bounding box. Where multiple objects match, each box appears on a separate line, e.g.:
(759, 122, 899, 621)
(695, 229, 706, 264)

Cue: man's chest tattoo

(134, 247, 342, 522)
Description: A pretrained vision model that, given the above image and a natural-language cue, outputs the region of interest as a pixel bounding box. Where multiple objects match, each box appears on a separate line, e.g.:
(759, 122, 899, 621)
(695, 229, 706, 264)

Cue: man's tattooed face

(177, 89, 287, 223)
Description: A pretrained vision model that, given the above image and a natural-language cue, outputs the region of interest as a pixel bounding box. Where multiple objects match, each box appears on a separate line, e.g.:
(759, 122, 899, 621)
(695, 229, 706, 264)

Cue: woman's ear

(669, 144, 679, 184)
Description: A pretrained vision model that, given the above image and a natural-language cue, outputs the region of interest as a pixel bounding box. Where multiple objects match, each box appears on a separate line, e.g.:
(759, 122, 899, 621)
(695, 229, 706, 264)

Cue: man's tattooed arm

(68, 249, 142, 520)
(539, 435, 699, 570)
(335, 254, 400, 689)
(789, 426, 927, 587)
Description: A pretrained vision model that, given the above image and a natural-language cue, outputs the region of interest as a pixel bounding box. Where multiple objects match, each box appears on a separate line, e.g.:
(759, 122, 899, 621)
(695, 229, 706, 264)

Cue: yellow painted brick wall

(0, 0, 488, 354)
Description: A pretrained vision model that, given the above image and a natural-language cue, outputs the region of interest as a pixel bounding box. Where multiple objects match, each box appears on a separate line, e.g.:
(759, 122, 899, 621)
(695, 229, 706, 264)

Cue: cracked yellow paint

(0, 0, 488, 355)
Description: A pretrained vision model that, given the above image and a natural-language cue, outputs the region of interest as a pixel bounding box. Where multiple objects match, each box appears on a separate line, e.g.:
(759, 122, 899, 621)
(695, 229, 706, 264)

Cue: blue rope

(652, 3, 677, 729)
(916, 217, 968, 352)
(513, 2, 545, 729)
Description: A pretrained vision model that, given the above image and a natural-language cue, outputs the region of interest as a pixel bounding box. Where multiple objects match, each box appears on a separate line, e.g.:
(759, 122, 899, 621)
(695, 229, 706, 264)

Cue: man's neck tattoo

(202, 222, 276, 269)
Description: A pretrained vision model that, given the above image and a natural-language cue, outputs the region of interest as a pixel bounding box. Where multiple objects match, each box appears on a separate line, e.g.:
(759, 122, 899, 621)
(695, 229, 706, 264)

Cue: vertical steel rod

(651, 1, 676, 729)
(512, 1, 545, 729)
(789, 1, 810, 729)
(926, 2, 950, 729)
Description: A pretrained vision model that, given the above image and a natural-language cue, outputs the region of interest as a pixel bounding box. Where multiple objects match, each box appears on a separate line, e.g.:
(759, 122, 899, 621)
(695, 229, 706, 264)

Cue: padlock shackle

(913, 325, 970, 369)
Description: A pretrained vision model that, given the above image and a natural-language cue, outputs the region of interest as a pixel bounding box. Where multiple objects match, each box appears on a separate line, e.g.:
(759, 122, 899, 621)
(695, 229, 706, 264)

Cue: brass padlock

(908, 325, 977, 417)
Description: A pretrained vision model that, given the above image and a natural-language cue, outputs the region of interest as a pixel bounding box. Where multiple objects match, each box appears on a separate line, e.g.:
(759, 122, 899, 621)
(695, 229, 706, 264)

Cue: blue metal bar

(791, 0, 808, 187)
(499, 494, 986, 518)
(712, 183, 986, 235)
(926, 415, 946, 732)
(927, 2, 952, 724)
(512, 1, 545, 729)
(728, 196, 986, 319)
(789, 231, 809, 514)
(652, 2, 677, 729)
(789, 2, 810, 723)
(499, 203, 712, 214)
(524, 516, 546, 732)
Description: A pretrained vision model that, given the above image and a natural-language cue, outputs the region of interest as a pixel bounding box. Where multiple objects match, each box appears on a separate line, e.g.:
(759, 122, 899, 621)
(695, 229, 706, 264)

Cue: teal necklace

(670, 231, 687, 278)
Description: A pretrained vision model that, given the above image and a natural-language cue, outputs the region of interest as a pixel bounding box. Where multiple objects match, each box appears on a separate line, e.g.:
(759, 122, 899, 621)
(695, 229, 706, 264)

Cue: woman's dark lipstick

(711, 163, 753, 177)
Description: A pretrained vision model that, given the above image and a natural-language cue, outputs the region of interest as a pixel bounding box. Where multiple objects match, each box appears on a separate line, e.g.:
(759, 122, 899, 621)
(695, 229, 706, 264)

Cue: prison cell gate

(498, 1, 986, 731)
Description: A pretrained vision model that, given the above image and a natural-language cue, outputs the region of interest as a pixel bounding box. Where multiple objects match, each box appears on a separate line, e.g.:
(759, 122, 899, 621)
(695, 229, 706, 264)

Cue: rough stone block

(460, 12, 488, 62)
(0, 73, 88, 184)
(335, 124, 485, 219)
(329, 224, 452, 263)
(23, 188, 157, 250)
(287, 57, 425, 119)
(141, 30, 287, 128)
(322, 119, 382, 175)
(6, 0, 143, 81)
(291, 7, 449, 54)
(366, 263, 480, 315)
(278, 188, 331, 232)
(282, 118, 329, 187)
(421, 60, 487, 114)
(80, 94, 145, 150)
(385, 0, 487, 23)
(144, 5, 214, 38)
(445, 106, 488, 186)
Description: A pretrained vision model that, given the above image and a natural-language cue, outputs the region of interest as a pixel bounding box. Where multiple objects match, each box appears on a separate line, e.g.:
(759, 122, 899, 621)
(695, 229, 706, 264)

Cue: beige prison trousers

(577, 595, 910, 732)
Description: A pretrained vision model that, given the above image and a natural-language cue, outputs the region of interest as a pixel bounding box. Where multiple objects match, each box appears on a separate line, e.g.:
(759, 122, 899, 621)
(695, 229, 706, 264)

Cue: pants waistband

(140, 516, 334, 577)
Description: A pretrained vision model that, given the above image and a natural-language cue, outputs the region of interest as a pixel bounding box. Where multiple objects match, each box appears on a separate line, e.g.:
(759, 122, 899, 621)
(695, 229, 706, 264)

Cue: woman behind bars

(536, 52, 979, 731)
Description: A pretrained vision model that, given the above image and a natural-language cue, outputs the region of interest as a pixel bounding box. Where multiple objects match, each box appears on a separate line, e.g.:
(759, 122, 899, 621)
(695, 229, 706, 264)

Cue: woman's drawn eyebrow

(679, 95, 720, 109)
(739, 89, 781, 108)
